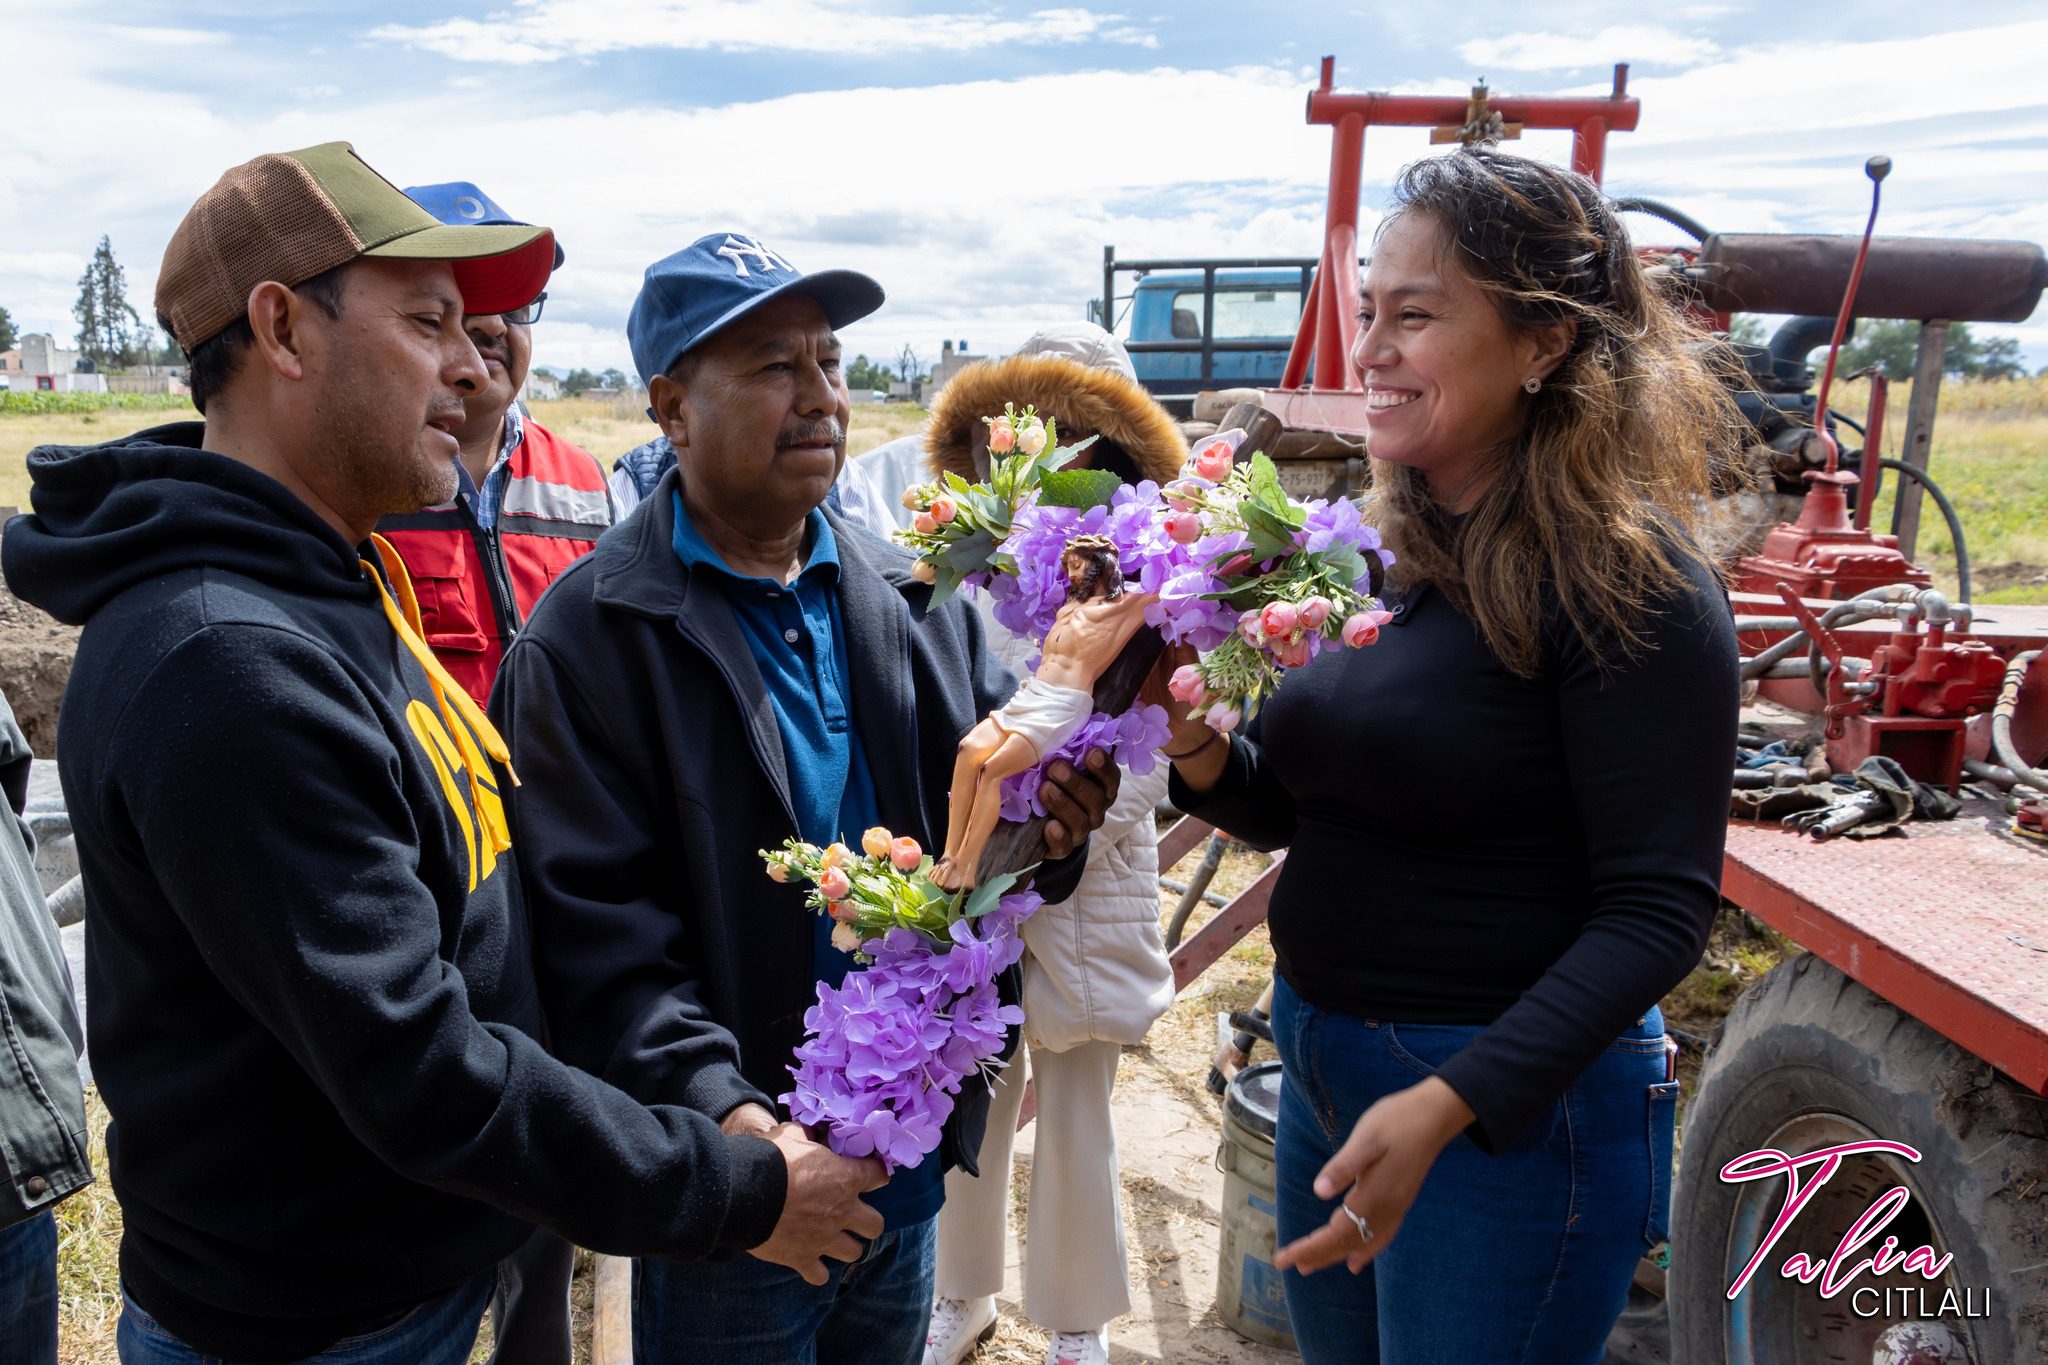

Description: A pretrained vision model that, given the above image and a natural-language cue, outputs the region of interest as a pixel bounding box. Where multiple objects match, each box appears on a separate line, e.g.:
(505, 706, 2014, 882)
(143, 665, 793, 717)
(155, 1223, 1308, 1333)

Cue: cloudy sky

(5, 1, 2045, 386)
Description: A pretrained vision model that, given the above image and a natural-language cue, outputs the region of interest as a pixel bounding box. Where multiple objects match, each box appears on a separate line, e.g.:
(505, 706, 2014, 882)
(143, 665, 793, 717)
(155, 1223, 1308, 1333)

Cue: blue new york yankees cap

(626, 232, 885, 386)
(404, 180, 567, 269)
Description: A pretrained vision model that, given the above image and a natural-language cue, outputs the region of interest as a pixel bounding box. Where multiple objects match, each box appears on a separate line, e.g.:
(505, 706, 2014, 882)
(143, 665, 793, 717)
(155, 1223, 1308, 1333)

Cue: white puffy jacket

(982, 621, 1175, 1051)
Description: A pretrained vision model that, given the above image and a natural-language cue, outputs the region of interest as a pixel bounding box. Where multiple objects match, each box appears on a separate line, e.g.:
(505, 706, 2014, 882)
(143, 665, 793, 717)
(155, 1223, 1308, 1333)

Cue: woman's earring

(1523, 376, 1542, 394)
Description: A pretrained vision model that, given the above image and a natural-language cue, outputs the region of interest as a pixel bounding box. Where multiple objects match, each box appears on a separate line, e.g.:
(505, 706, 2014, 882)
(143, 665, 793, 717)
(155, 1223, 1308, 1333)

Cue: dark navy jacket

(493, 469, 1084, 1179)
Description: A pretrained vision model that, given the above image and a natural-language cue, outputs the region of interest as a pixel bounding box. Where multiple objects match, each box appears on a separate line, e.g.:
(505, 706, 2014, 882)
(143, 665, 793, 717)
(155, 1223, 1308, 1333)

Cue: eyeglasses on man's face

(475, 292, 546, 326)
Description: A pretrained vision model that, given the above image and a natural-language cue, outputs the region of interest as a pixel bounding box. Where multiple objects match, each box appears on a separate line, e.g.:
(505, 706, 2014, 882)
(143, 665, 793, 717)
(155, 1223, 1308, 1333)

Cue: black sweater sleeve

(1434, 570, 1737, 1150)
(1166, 712, 1301, 852)
(117, 625, 787, 1256)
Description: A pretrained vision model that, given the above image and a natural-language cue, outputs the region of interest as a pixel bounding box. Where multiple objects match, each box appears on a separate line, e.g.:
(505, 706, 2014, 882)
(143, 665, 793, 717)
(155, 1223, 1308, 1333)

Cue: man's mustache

(778, 420, 845, 449)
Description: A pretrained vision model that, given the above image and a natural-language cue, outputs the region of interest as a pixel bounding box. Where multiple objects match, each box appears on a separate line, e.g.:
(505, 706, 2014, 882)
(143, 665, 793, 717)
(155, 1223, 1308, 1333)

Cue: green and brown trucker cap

(156, 141, 557, 352)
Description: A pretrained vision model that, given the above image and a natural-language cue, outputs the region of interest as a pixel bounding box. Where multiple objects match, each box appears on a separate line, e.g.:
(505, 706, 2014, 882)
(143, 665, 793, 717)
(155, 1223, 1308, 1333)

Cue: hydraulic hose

(1738, 584, 1917, 682)
(1876, 458, 1973, 604)
(1990, 651, 2048, 794)
(1612, 197, 1711, 243)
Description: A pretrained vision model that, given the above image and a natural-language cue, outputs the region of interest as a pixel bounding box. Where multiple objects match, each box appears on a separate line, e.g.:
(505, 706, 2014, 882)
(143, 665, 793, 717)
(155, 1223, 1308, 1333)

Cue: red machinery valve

(1775, 584, 2003, 791)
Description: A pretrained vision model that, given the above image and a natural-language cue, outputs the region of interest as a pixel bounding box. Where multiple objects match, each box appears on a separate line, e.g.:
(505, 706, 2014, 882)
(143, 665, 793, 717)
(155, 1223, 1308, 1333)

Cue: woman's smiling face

(1351, 211, 1562, 510)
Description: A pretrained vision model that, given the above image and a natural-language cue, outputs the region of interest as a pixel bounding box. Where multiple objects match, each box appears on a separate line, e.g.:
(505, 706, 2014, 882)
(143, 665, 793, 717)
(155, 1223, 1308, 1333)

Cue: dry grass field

(1, 381, 2039, 600)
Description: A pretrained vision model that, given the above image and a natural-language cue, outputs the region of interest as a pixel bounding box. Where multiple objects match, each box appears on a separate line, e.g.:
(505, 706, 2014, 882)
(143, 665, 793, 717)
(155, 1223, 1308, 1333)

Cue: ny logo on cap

(715, 234, 794, 279)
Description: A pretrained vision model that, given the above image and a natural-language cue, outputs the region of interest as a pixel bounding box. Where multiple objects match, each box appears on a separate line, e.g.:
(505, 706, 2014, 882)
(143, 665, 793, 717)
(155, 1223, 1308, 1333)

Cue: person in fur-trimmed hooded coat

(906, 324, 1184, 1365)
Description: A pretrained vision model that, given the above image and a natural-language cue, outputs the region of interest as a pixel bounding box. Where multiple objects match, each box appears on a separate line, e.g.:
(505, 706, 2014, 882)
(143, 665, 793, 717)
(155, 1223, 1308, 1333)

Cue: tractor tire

(1669, 954, 2048, 1364)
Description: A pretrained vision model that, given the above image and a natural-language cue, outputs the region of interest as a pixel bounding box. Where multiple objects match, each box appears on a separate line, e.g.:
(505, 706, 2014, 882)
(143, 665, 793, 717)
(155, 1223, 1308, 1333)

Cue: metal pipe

(1738, 585, 1919, 680)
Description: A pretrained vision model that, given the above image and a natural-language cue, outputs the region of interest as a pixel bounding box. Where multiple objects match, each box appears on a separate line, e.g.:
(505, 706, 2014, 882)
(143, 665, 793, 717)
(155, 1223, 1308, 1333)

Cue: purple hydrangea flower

(782, 889, 1043, 1171)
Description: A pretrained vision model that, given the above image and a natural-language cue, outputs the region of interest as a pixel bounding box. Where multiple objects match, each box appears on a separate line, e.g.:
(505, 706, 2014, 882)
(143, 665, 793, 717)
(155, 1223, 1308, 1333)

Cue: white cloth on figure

(989, 675, 1093, 758)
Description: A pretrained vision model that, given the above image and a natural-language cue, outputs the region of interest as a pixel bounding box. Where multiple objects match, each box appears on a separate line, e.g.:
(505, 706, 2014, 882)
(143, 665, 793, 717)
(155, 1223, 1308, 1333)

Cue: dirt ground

(0, 580, 76, 756)
(966, 843, 1296, 1364)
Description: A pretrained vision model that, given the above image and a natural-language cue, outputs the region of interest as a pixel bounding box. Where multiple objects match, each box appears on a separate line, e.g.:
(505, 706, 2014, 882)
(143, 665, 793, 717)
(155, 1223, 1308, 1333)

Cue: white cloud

(2, 11, 2043, 378)
(1459, 24, 1720, 70)
(370, 1, 1158, 64)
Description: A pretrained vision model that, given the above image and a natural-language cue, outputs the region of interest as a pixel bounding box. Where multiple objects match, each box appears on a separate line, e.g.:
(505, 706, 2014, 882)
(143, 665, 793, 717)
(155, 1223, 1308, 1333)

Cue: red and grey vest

(377, 419, 612, 706)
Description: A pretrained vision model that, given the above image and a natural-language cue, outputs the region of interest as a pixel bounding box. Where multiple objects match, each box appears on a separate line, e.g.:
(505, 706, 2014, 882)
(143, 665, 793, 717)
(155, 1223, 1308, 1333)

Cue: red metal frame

(1272, 57, 1641, 419)
(1723, 817, 2048, 1096)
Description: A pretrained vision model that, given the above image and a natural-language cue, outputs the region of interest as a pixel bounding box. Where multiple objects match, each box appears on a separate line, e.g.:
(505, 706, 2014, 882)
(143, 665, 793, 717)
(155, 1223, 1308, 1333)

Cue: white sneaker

(1045, 1327, 1109, 1365)
(923, 1295, 997, 1365)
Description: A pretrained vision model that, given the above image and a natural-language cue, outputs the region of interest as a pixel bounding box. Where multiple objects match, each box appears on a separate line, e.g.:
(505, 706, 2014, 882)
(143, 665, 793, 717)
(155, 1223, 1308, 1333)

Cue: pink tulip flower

(1341, 612, 1380, 648)
(1299, 596, 1333, 629)
(930, 497, 958, 524)
(1260, 601, 1299, 637)
(891, 837, 923, 871)
(913, 512, 938, 535)
(1205, 702, 1241, 733)
(1192, 441, 1233, 483)
(818, 865, 851, 902)
(1165, 510, 1203, 544)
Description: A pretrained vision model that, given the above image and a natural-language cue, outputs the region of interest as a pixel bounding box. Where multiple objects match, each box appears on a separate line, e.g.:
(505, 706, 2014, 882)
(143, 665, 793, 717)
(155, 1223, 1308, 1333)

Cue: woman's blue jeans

(1271, 976, 1675, 1365)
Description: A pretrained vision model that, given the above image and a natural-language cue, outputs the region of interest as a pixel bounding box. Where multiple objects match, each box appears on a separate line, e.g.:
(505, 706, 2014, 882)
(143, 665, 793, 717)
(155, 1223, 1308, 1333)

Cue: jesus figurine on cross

(932, 534, 1158, 892)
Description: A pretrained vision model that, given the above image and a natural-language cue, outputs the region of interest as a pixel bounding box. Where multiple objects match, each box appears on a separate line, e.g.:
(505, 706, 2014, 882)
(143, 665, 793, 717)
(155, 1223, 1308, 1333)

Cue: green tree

(846, 354, 895, 392)
(1725, 314, 1767, 347)
(561, 367, 599, 396)
(1839, 318, 2026, 380)
(0, 304, 16, 353)
(73, 235, 145, 370)
(598, 367, 627, 392)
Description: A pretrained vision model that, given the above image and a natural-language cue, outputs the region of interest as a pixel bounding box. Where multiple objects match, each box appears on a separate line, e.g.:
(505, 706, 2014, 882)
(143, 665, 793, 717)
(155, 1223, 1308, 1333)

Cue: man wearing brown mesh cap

(1, 142, 885, 1364)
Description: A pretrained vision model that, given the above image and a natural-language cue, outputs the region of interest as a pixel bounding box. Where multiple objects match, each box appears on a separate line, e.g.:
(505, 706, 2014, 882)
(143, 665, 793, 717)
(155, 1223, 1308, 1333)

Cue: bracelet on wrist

(1164, 730, 1225, 763)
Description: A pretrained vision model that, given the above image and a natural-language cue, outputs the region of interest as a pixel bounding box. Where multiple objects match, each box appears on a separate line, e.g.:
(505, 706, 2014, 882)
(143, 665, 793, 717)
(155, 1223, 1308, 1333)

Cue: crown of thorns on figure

(1062, 534, 1125, 602)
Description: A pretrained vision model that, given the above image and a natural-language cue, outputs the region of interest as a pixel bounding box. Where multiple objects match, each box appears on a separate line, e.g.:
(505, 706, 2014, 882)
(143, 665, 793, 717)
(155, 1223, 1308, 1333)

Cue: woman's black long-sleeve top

(1170, 556, 1738, 1151)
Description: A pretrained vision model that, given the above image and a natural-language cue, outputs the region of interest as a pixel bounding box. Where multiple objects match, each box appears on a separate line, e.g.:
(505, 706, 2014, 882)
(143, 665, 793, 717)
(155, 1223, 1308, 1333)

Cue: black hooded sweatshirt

(2, 423, 786, 1360)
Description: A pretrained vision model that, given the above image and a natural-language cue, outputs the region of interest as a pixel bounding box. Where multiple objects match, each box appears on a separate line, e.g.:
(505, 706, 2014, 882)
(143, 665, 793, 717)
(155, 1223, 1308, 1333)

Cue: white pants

(934, 1038, 1130, 1331)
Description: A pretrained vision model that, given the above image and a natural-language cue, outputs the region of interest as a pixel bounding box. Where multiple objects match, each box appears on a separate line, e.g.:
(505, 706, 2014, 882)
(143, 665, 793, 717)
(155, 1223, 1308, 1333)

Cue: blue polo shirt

(670, 491, 944, 1229)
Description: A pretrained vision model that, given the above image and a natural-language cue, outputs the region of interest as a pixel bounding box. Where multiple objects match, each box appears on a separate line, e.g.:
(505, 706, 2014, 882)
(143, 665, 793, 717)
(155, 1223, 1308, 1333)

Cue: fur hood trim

(925, 355, 1187, 486)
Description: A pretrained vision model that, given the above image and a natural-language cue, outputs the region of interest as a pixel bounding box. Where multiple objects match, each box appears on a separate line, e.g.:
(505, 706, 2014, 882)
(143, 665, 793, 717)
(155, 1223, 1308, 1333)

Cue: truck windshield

(1171, 287, 1303, 339)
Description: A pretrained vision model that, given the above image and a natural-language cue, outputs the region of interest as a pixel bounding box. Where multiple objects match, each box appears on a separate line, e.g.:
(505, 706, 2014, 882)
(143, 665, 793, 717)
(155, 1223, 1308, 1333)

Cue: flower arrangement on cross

(767, 406, 1392, 1171)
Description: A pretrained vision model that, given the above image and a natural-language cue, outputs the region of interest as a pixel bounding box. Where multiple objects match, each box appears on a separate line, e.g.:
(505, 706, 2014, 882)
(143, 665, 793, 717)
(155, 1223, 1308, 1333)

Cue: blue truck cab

(1096, 250, 1317, 416)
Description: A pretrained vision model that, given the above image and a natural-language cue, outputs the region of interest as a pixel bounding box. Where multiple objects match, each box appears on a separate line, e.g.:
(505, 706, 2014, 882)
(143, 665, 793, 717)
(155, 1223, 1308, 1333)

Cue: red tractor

(1166, 56, 2048, 1365)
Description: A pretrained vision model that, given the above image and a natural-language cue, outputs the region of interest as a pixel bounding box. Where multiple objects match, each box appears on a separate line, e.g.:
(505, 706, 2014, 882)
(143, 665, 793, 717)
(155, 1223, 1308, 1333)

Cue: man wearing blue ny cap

(495, 234, 1121, 1364)
(377, 182, 614, 710)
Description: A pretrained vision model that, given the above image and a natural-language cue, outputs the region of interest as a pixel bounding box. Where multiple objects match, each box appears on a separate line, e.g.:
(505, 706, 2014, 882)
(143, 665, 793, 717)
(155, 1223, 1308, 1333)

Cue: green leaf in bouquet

(968, 489, 1009, 527)
(1240, 500, 1303, 562)
(1036, 433, 1095, 475)
(926, 567, 963, 612)
(1319, 543, 1369, 589)
(1036, 467, 1122, 510)
(943, 470, 973, 494)
(960, 862, 1039, 919)
(1246, 452, 1294, 515)
(934, 528, 998, 572)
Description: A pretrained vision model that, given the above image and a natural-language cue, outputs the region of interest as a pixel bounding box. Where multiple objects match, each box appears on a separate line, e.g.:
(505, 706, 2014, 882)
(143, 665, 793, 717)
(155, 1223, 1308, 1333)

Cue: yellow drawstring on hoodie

(364, 536, 518, 886)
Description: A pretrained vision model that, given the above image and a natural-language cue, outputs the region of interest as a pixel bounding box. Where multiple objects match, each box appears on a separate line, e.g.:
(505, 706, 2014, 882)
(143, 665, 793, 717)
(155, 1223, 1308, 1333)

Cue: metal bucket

(1215, 1060, 1295, 1351)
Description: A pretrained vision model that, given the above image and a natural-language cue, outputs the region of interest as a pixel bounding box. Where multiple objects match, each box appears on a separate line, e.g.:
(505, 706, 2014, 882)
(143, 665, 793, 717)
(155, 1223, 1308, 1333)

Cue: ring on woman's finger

(1340, 1200, 1373, 1244)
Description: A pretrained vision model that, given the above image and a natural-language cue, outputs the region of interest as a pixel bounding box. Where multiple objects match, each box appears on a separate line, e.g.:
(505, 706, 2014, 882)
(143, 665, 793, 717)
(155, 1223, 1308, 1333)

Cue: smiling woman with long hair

(1157, 148, 1749, 1363)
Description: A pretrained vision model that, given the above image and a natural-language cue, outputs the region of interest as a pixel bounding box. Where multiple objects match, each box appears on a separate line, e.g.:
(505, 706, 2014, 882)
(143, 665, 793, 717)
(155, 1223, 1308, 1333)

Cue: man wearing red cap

(2, 143, 885, 1364)
(376, 181, 615, 711)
